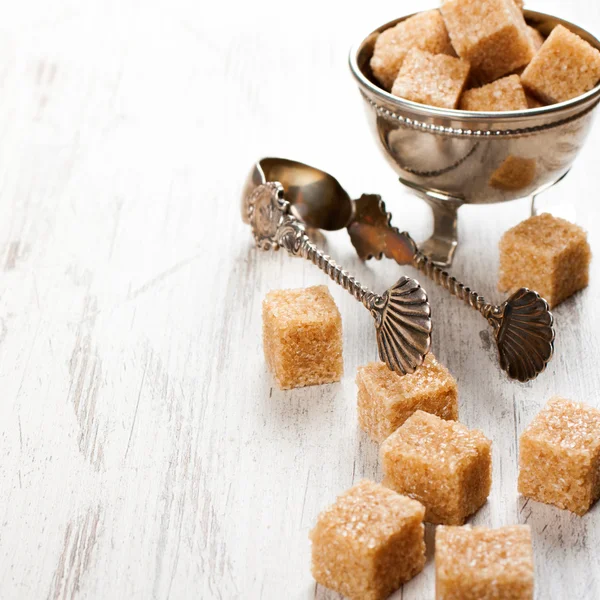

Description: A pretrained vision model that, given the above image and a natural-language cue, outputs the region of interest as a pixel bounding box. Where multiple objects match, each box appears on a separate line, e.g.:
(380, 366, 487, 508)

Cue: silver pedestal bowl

(349, 10, 600, 266)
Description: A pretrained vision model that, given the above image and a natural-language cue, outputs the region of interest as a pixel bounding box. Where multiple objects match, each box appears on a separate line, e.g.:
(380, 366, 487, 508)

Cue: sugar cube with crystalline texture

(498, 213, 591, 307)
(522, 25, 600, 104)
(489, 155, 536, 190)
(381, 410, 492, 524)
(441, 0, 534, 82)
(357, 354, 458, 443)
(262, 285, 342, 389)
(459, 74, 528, 111)
(518, 397, 600, 515)
(435, 525, 534, 600)
(310, 480, 426, 600)
(391, 49, 470, 109)
(370, 10, 454, 91)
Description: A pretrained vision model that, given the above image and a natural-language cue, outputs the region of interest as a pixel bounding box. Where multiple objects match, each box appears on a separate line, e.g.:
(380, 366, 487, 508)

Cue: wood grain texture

(0, 0, 599, 598)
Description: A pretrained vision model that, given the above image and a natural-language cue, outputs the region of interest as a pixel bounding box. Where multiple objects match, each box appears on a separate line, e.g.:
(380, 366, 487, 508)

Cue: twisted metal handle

(412, 251, 495, 320)
(411, 249, 554, 381)
(276, 216, 378, 310)
(300, 236, 378, 309)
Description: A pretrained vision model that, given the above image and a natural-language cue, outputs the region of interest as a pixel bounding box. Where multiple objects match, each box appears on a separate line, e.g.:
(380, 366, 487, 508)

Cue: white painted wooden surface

(1, 1, 599, 598)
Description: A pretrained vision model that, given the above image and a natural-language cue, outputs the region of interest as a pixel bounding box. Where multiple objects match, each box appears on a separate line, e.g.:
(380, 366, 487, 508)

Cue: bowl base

(399, 177, 463, 267)
(401, 168, 576, 267)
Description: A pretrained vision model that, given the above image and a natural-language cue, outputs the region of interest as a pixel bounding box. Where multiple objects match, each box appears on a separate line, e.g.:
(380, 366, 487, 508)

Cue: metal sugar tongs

(243, 158, 555, 382)
(243, 180, 432, 376)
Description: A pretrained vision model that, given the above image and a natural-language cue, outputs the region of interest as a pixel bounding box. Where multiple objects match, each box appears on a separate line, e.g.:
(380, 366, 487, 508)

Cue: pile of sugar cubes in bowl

(370, 0, 600, 111)
(254, 1, 600, 599)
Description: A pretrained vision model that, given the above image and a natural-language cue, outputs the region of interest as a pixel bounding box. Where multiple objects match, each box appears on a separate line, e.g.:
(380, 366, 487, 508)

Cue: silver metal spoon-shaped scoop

(243, 178, 432, 375)
(244, 158, 554, 383)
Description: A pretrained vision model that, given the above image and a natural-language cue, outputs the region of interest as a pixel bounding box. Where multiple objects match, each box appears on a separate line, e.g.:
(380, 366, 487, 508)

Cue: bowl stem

(399, 177, 463, 267)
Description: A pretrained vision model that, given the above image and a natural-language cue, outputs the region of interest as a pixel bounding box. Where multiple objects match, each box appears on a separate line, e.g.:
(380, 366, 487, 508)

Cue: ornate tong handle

(348, 195, 555, 382)
(246, 182, 432, 375)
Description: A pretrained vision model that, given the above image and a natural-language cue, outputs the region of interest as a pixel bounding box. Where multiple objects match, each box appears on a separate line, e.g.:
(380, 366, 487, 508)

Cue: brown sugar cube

(441, 0, 534, 82)
(522, 25, 600, 104)
(370, 10, 454, 90)
(262, 285, 342, 389)
(436, 525, 534, 599)
(381, 411, 492, 524)
(498, 213, 591, 307)
(391, 49, 470, 109)
(510, 29, 545, 77)
(459, 74, 528, 111)
(518, 397, 600, 515)
(357, 354, 458, 443)
(489, 155, 536, 190)
(310, 480, 426, 600)
(528, 25, 545, 51)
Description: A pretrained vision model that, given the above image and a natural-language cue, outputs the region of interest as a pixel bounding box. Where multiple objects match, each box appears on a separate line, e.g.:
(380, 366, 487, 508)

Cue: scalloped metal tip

(494, 288, 555, 383)
(373, 276, 432, 374)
